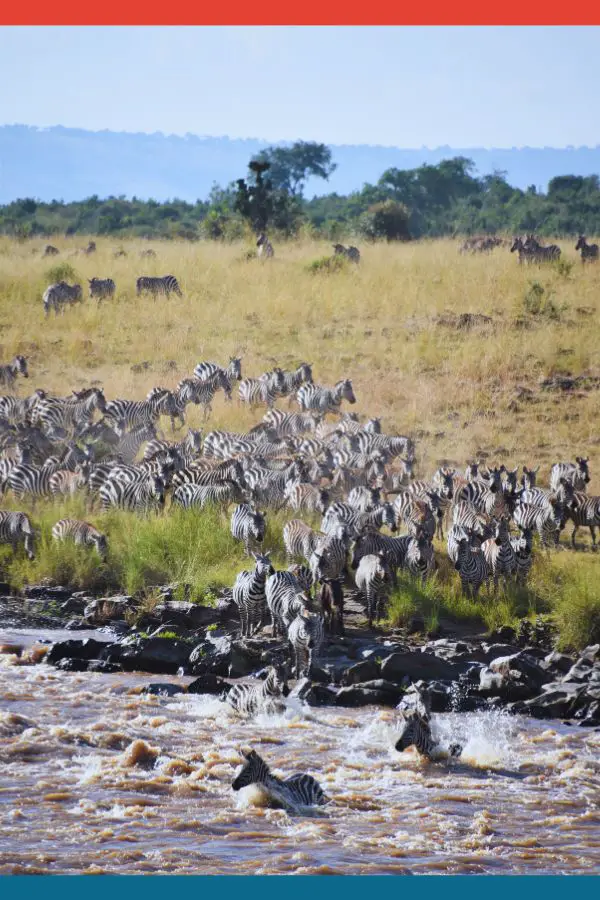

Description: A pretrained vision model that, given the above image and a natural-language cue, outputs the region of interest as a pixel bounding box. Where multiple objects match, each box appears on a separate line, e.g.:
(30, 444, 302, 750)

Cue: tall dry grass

(1, 235, 599, 647)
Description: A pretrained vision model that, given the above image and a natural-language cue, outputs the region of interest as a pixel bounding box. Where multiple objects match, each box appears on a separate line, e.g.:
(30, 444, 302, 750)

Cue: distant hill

(1, 124, 600, 203)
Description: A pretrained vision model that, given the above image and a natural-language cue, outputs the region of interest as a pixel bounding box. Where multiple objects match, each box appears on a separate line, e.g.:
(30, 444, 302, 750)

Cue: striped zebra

(43, 282, 83, 315)
(511, 526, 534, 585)
(256, 234, 274, 258)
(113, 422, 158, 464)
(297, 379, 356, 415)
(287, 606, 325, 678)
(104, 394, 171, 432)
(513, 500, 563, 549)
(481, 518, 517, 590)
(282, 519, 324, 563)
(276, 363, 313, 401)
(136, 275, 182, 298)
(287, 563, 313, 594)
(176, 372, 232, 421)
(355, 551, 392, 627)
(350, 532, 413, 576)
(333, 243, 360, 263)
(171, 459, 246, 491)
(523, 234, 561, 263)
(394, 491, 440, 541)
(562, 492, 600, 548)
(309, 528, 350, 584)
(33, 388, 106, 437)
(284, 482, 329, 515)
(550, 458, 590, 493)
(319, 578, 345, 635)
(0, 356, 28, 390)
(346, 486, 381, 513)
(232, 749, 328, 809)
(99, 474, 166, 513)
(172, 481, 246, 510)
(193, 357, 243, 383)
(88, 278, 116, 301)
(233, 551, 275, 638)
(146, 387, 185, 432)
(230, 503, 266, 555)
(521, 465, 539, 490)
(454, 538, 489, 598)
(575, 235, 599, 263)
(49, 467, 89, 497)
(261, 409, 321, 438)
(447, 524, 482, 564)
(321, 501, 396, 537)
(350, 431, 414, 461)
(265, 570, 308, 638)
(395, 709, 463, 760)
(227, 665, 288, 717)
(239, 371, 284, 409)
(0, 511, 35, 559)
(51, 519, 108, 561)
(404, 533, 435, 583)
(143, 429, 202, 464)
(7, 464, 54, 500)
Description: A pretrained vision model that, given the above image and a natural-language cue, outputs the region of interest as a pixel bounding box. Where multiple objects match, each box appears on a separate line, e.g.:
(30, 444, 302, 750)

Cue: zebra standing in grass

(260, 409, 321, 438)
(0, 356, 28, 390)
(282, 519, 324, 563)
(350, 532, 413, 577)
(193, 357, 243, 383)
(550, 458, 590, 493)
(232, 749, 328, 808)
(265, 570, 308, 638)
(136, 275, 182, 298)
(575, 235, 599, 263)
(321, 500, 396, 537)
(562, 492, 600, 548)
(104, 393, 172, 432)
(404, 533, 435, 583)
(454, 537, 488, 598)
(511, 526, 534, 585)
(226, 665, 288, 717)
(287, 606, 325, 678)
(239, 370, 285, 409)
(232, 551, 274, 638)
(49, 466, 89, 497)
(354, 551, 392, 627)
(523, 234, 561, 263)
(350, 431, 414, 461)
(230, 503, 266, 555)
(395, 709, 463, 760)
(0, 511, 35, 559)
(143, 428, 202, 464)
(297, 379, 356, 416)
(333, 243, 360, 263)
(32, 388, 106, 437)
(521, 465, 539, 490)
(176, 372, 232, 422)
(285, 482, 329, 515)
(256, 234, 274, 258)
(513, 499, 563, 549)
(309, 528, 351, 584)
(172, 481, 246, 510)
(481, 518, 517, 590)
(7, 464, 54, 500)
(287, 563, 313, 594)
(51, 519, 108, 561)
(88, 278, 116, 301)
(43, 282, 83, 315)
(99, 474, 166, 513)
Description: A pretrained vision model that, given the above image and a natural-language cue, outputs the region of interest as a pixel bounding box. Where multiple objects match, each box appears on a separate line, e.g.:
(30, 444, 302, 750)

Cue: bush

(306, 254, 348, 274)
(44, 262, 79, 283)
(358, 200, 411, 242)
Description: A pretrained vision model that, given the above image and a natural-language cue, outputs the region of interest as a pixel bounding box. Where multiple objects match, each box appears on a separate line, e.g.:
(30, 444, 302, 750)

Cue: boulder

(541, 651, 574, 675)
(23, 585, 73, 601)
(187, 673, 231, 696)
(340, 658, 381, 686)
(84, 596, 135, 624)
(336, 680, 405, 708)
(478, 665, 535, 702)
(562, 657, 595, 684)
(509, 683, 590, 719)
(61, 594, 94, 615)
(481, 643, 521, 663)
(46, 638, 108, 666)
(488, 652, 550, 692)
(188, 636, 231, 677)
(104, 636, 192, 674)
(151, 601, 222, 629)
(87, 660, 122, 674)
(54, 657, 90, 672)
(582, 644, 600, 661)
(142, 683, 186, 697)
(288, 678, 337, 707)
(380, 650, 459, 684)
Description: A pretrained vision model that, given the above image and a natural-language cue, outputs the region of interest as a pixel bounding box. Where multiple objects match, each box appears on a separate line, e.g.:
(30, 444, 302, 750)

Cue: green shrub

(306, 254, 348, 274)
(44, 262, 79, 283)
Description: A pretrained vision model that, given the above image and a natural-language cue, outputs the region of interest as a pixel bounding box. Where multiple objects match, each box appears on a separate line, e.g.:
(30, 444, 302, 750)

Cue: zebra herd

(510, 233, 599, 264)
(42, 274, 183, 315)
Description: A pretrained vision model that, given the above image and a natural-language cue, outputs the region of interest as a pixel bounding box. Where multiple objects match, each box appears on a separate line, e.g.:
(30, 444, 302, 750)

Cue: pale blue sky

(1, 26, 599, 147)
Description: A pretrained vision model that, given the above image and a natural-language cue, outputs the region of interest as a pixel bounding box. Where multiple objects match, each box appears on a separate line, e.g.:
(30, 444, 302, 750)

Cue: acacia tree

(254, 141, 337, 197)
(234, 160, 275, 234)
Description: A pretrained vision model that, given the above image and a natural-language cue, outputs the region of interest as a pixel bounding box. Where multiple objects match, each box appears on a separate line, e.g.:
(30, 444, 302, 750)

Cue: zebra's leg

(591, 525, 597, 547)
(571, 525, 578, 549)
(306, 647, 313, 679)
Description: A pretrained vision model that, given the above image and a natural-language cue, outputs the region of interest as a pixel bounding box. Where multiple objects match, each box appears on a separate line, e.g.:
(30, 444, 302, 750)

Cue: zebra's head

(575, 235, 587, 251)
(12, 355, 28, 377)
(297, 362, 313, 384)
(510, 237, 525, 253)
(251, 510, 266, 543)
(232, 748, 270, 792)
(228, 357, 243, 381)
(556, 477, 576, 507)
(521, 465, 539, 489)
(219, 370, 233, 401)
(287, 563, 313, 593)
(575, 456, 591, 484)
(251, 550, 274, 578)
(493, 517, 511, 545)
(502, 467, 519, 495)
(264, 664, 289, 698)
(515, 526, 534, 554)
(381, 502, 397, 533)
(337, 379, 356, 405)
(394, 710, 429, 753)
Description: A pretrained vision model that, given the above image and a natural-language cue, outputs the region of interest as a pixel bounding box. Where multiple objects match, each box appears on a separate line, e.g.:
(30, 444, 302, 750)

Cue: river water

(1, 630, 599, 875)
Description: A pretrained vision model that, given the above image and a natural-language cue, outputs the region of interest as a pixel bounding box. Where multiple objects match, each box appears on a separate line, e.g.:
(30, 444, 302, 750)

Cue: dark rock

(336, 680, 404, 708)
(87, 660, 122, 674)
(23, 585, 73, 601)
(46, 638, 108, 666)
(151, 600, 222, 629)
(54, 657, 90, 672)
(562, 657, 595, 684)
(289, 680, 337, 707)
(380, 650, 459, 683)
(340, 658, 381, 686)
(84, 596, 136, 625)
(541, 651, 575, 674)
(478, 666, 535, 702)
(142, 683, 185, 697)
(0, 582, 12, 595)
(188, 635, 231, 677)
(481, 643, 521, 663)
(407, 614, 425, 634)
(187, 673, 231, 695)
(104, 636, 193, 674)
(229, 639, 264, 678)
(582, 644, 600, 661)
(509, 682, 592, 718)
(65, 618, 88, 630)
(488, 652, 550, 692)
(487, 625, 517, 644)
(61, 594, 93, 615)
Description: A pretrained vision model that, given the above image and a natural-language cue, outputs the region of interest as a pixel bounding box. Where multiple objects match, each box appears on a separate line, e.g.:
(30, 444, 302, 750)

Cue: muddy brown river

(1, 629, 599, 875)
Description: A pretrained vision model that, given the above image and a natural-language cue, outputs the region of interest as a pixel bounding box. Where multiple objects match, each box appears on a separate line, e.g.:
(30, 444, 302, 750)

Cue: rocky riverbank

(1, 585, 599, 727)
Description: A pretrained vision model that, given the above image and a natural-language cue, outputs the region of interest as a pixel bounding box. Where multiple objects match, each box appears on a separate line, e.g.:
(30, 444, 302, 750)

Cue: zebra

(176, 372, 232, 421)
(43, 282, 83, 315)
(521, 465, 540, 490)
(404, 533, 435, 583)
(285, 482, 329, 515)
(136, 275, 182, 298)
(350, 532, 414, 577)
(297, 379, 356, 416)
(513, 500, 563, 549)
(104, 394, 171, 433)
(276, 364, 313, 401)
(43, 244, 59, 257)
(99, 474, 166, 513)
(261, 409, 320, 437)
(193, 357, 243, 383)
(230, 503, 266, 555)
(51, 519, 108, 561)
(0, 511, 35, 559)
(355, 551, 392, 627)
(172, 481, 246, 510)
(511, 526, 534, 585)
(333, 243, 360, 263)
(226, 665, 288, 717)
(447, 524, 483, 564)
(481, 517, 517, 590)
(265, 570, 308, 638)
(113, 422, 158, 465)
(550, 458, 590, 494)
(239, 371, 284, 409)
(88, 278, 116, 301)
(232, 749, 327, 809)
(256, 234, 274, 259)
(7, 464, 54, 501)
(562, 492, 600, 548)
(287, 563, 313, 594)
(321, 501, 396, 537)
(287, 606, 325, 678)
(49, 467, 89, 497)
(33, 388, 106, 437)
(0, 356, 28, 390)
(143, 429, 202, 464)
(523, 234, 561, 263)
(319, 579, 345, 635)
(393, 493, 438, 541)
(351, 431, 414, 461)
(346, 486, 381, 513)
(575, 235, 599, 263)
(309, 528, 351, 584)
(282, 519, 324, 563)
(395, 709, 463, 761)
(233, 551, 275, 638)
(454, 538, 489, 598)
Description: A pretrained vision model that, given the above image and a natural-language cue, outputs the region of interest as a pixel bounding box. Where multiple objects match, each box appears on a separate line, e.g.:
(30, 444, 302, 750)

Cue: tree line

(2, 141, 600, 241)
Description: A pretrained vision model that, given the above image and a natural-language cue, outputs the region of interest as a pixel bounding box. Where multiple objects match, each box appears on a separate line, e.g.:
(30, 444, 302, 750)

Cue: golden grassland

(0, 235, 599, 647)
